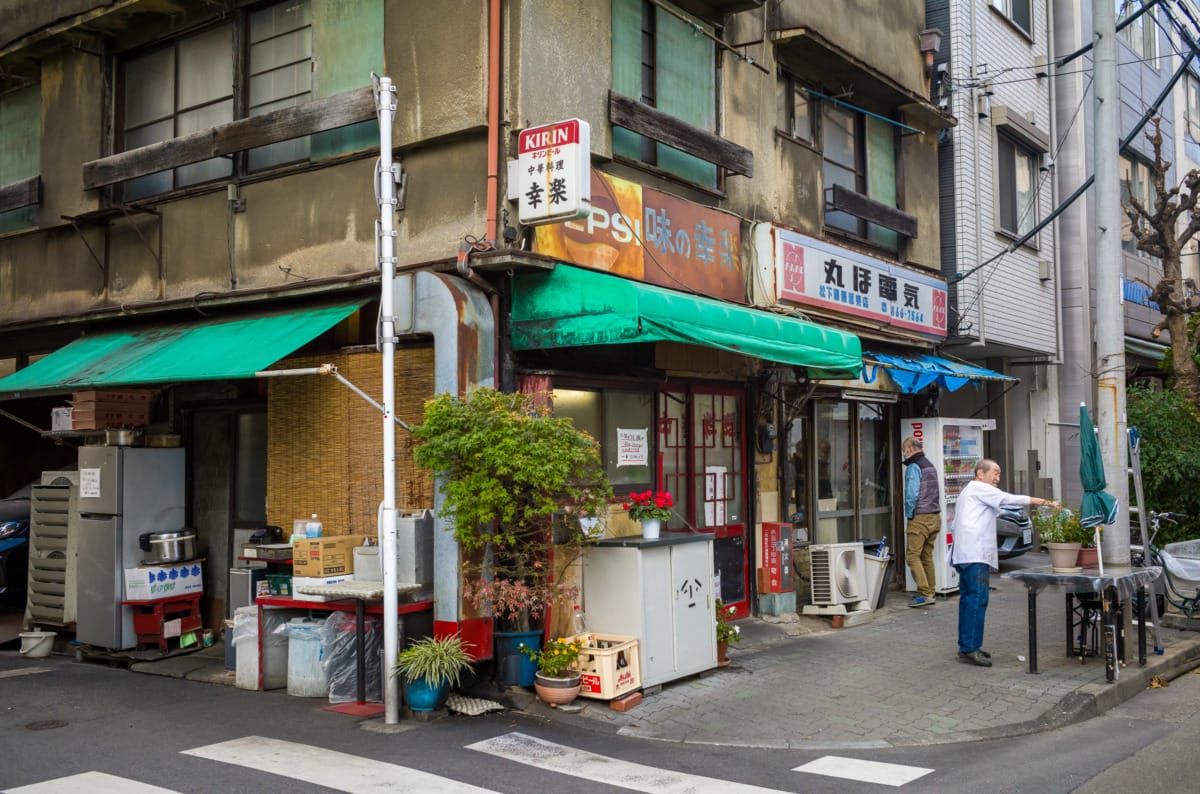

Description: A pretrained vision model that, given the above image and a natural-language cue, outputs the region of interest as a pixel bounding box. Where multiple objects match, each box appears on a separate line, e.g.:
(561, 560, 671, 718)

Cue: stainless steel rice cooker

(139, 529, 197, 564)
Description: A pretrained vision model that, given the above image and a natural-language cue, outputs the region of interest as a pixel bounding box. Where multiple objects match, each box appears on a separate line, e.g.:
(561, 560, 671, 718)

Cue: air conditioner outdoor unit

(809, 542, 866, 606)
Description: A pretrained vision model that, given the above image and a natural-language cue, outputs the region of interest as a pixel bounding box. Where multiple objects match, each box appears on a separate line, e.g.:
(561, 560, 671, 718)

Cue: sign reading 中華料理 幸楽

(774, 229, 948, 338)
(517, 119, 591, 225)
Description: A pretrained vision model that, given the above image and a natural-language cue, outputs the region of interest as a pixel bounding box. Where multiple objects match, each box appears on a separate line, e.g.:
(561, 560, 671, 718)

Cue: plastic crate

(266, 574, 292, 596)
(568, 632, 640, 700)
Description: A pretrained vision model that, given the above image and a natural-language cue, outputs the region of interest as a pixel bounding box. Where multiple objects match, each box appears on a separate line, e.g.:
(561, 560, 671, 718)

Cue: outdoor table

(1006, 564, 1161, 681)
(257, 582, 427, 715)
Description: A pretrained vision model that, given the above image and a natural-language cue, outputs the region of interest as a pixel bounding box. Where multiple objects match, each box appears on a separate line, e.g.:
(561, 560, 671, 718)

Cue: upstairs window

(0, 83, 41, 233)
(1120, 155, 1157, 259)
(117, 0, 380, 201)
(779, 72, 816, 145)
(997, 133, 1038, 236)
(1186, 72, 1200, 140)
(822, 103, 899, 251)
(991, 0, 1032, 35)
(612, 0, 718, 188)
(1118, 1, 1157, 60)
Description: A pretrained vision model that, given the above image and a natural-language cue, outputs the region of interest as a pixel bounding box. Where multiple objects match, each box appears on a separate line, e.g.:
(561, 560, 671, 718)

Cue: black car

(997, 506, 1034, 559)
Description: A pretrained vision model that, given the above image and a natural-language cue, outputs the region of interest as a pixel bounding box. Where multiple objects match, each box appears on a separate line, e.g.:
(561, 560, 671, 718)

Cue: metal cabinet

(26, 484, 79, 627)
(582, 534, 716, 688)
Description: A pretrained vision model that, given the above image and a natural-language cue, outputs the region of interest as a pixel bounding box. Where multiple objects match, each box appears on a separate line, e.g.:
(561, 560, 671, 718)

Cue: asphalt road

(3, 645, 1200, 793)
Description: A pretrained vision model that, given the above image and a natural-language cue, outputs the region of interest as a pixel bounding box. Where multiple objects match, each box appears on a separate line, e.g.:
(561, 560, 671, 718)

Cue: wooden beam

(608, 90, 753, 178)
(831, 184, 918, 238)
(82, 87, 376, 190)
(0, 176, 41, 213)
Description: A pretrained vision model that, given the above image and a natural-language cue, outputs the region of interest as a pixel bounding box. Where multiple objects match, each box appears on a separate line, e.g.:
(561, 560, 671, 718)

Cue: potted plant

(715, 598, 742, 666)
(621, 489, 674, 539)
(1031, 506, 1080, 571)
(522, 636, 583, 707)
(412, 388, 612, 686)
(392, 634, 474, 712)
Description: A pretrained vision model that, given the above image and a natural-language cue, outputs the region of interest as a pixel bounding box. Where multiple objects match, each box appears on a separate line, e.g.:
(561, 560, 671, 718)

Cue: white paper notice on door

(80, 468, 102, 499)
(616, 428, 648, 467)
(704, 465, 727, 526)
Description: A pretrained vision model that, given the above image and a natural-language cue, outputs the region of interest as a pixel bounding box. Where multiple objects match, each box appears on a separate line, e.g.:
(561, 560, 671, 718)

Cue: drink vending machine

(900, 417, 995, 595)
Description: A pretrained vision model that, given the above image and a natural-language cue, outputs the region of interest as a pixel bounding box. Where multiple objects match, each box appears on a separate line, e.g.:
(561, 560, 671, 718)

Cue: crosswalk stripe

(182, 736, 495, 793)
(793, 756, 935, 787)
(0, 667, 51, 679)
(5, 771, 180, 793)
(466, 732, 789, 794)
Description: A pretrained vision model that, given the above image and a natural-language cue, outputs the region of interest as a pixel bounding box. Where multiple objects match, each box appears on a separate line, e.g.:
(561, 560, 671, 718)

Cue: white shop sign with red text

(774, 228, 948, 337)
(517, 119, 591, 225)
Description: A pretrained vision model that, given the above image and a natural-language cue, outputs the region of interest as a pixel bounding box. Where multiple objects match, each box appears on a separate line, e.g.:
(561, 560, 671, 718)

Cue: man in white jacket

(951, 459, 1058, 667)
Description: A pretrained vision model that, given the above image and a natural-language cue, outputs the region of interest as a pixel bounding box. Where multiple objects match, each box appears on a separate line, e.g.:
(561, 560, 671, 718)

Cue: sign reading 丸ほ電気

(774, 229, 947, 338)
(517, 119, 591, 225)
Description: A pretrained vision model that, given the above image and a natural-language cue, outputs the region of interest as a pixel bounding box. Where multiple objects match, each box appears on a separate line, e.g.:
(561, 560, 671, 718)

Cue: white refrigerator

(900, 418, 994, 595)
(75, 446, 186, 649)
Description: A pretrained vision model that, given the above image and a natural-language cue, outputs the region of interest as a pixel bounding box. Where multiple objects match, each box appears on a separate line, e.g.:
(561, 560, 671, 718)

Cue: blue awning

(862, 352, 1017, 394)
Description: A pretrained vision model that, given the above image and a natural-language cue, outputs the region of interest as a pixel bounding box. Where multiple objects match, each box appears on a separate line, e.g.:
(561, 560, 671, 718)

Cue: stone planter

(533, 671, 582, 707)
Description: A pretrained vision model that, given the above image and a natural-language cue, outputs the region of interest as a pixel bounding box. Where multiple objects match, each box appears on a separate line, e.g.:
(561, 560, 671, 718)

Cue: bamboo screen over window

(265, 347, 435, 536)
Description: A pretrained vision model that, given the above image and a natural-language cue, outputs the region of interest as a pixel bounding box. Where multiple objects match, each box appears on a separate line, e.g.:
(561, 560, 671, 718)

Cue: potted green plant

(715, 599, 742, 666)
(522, 636, 583, 707)
(1031, 506, 1081, 571)
(392, 634, 474, 712)
(412, 388, 612, 686)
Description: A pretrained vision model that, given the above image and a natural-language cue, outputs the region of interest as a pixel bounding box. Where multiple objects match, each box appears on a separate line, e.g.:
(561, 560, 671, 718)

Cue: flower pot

(534, 671, 581, 707)
(579, 516, 602, 538)
(1076, 546, 1100, 569)
(403, 675, 449, 712)
(1046, 541, 1082, 572)
(641, 518, 662, 539)
(494, 630, 542, 687)
(717, 639, 729, 667)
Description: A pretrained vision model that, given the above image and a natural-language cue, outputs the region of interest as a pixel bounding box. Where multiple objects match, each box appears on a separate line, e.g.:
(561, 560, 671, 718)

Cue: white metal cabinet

(582, 534, 716, 688)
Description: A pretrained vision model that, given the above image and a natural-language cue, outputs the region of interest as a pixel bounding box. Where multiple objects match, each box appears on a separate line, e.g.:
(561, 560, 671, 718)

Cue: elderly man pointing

(951, 458, 1059, 667)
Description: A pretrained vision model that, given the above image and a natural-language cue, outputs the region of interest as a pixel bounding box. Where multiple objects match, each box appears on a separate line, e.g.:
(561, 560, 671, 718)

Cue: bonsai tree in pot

(412, 388, 612, 685)
(392, 634, 474, 712)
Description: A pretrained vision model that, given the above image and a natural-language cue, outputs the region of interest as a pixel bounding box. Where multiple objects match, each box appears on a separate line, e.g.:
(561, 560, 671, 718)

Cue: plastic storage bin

(286, 617, 327, 697)
(266, 574, 291, 596)
(568, 632, 640, 700)
(232, 606, 291, 690)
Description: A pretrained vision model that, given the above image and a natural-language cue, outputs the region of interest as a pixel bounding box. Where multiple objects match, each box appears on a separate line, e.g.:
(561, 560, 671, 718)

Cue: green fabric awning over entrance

(511, 265, 862, 379)
(0, 301, 364, 397)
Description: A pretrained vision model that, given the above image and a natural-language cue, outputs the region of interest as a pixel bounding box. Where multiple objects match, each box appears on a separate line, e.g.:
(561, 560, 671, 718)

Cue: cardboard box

(291, 574, 355, 602)
(72, 403, 150, 430)
(51, 407, 73, 432)
(124, 561, 204, 601)
(292, 535, 370, 577)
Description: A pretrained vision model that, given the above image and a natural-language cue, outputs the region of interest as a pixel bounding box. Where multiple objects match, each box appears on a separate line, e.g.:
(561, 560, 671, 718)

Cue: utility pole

(1092, 0, 1130, 563)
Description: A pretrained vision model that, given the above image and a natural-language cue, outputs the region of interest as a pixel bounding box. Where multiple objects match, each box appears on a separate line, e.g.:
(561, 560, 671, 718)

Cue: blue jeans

(955, 562, 990, 654)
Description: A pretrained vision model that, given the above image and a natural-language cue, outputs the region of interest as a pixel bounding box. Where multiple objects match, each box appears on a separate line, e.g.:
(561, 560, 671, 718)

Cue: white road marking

(793, 755, 935, 787)
(5, 771, 180, 793)
(182, 735, 495, 793)
(0, 667, 51, 678)
(467, 731, 789, 793)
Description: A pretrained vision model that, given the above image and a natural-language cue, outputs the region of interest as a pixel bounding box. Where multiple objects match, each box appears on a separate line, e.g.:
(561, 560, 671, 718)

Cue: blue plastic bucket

(493, 630, 542, 687)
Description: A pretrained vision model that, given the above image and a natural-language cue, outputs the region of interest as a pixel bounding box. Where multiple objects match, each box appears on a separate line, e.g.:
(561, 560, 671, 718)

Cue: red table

(255, 595, 432, 715)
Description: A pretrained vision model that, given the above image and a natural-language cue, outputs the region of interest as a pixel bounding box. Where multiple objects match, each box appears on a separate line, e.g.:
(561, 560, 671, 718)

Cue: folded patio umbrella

(1079, 402, 1119, 530)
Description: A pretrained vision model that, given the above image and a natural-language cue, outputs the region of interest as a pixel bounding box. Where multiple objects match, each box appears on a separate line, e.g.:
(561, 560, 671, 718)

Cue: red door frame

(657, 384, 750, 619)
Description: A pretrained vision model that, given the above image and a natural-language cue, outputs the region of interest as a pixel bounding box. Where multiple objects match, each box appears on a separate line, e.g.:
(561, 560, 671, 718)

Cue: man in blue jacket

(902, 437, 941, 608)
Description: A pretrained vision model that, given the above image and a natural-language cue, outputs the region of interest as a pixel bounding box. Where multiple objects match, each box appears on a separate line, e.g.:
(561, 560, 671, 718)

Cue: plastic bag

(231, 605, 258, 646)
(320, 610, 383, 704)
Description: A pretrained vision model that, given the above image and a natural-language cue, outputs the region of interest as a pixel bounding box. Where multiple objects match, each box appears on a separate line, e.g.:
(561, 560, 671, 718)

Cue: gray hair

(975, 458, 998, 477)
(903, 437, 922, 452)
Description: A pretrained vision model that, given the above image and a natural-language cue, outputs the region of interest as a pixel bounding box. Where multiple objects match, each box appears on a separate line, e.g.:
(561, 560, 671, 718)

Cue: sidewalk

(124, 551, 1200, 750)
(556, 551, 1200, 749)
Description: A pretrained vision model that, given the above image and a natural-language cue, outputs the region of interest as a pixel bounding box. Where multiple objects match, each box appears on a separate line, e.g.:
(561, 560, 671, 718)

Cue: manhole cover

(26, 720, 68, 731)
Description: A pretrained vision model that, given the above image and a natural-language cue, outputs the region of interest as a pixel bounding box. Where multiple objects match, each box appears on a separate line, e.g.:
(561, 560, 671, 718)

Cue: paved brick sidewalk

(560, 553, 1200, 749)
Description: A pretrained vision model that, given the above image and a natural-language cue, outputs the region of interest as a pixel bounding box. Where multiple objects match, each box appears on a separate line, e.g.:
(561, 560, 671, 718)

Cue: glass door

(658, 386, 749, 618)
(812, 398, 895, 545)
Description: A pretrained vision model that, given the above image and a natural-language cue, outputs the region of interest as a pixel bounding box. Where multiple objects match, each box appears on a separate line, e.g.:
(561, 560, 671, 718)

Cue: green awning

(0, 301, 363, 397)
(511, 265, 862, 379)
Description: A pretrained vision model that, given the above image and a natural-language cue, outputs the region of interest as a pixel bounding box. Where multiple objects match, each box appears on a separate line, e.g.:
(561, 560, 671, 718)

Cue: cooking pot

(139, 529, 197, 565)
(105, 428, 142, 446)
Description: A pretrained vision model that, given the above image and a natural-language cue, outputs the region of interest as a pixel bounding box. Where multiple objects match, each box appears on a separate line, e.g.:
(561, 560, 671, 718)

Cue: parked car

(0, 484, 32, 605)
(997, 506, 1034, 560)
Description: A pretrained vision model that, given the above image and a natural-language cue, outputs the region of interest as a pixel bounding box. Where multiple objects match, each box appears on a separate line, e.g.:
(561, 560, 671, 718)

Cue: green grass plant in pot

(393, 634, 474, 712)
(412, 388, 612, 687)
(523, 636, 583, 707)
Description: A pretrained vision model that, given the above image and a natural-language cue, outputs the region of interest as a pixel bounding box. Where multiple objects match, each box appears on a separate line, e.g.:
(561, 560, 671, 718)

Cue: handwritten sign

(80, 468, 101, 499)
(616, 428, 648, 467)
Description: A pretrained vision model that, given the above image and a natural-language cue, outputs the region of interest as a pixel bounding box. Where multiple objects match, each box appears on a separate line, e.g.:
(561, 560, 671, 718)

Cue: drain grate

(26, 720, 68, 731)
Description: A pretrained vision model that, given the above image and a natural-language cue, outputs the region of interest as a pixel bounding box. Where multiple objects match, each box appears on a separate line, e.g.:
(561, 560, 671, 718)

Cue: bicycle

(1135, 510, 1200, 619)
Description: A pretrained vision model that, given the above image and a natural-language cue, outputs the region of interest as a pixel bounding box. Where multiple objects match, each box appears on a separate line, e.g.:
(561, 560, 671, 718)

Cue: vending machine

(900, 417, 995, 595)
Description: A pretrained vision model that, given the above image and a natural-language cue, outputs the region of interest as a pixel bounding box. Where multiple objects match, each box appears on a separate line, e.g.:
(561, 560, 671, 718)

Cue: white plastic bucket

(19, 631, 56, 658)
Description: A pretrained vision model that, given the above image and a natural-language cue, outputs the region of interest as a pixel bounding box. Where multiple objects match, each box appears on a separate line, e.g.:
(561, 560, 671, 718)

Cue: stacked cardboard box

(71, 388, 154, 430)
